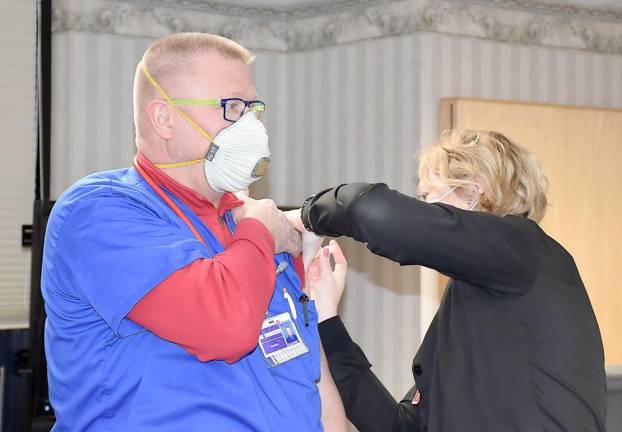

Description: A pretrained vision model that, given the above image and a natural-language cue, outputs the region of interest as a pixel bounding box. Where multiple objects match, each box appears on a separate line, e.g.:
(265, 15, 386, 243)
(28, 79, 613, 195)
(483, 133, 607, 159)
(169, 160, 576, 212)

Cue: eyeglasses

(170, 97, 265, 122)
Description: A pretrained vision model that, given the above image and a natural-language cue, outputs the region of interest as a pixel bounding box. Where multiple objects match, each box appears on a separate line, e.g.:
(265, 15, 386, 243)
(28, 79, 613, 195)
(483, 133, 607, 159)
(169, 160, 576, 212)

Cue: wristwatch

(300, 194, 316, 232)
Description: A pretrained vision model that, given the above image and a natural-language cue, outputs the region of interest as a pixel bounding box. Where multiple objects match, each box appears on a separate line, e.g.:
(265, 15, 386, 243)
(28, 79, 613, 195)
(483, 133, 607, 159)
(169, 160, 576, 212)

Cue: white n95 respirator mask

(203, 111, 270, 193)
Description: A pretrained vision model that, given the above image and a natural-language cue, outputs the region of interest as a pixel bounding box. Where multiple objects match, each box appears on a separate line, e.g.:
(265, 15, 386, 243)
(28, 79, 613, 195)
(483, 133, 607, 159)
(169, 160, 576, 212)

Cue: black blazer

(304, 183, 606, 432)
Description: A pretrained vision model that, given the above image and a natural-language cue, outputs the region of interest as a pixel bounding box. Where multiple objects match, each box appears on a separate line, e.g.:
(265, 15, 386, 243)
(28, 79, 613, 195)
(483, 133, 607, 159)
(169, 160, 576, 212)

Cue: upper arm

(318, 344, 348, 432)
(54, 193, 209, 336)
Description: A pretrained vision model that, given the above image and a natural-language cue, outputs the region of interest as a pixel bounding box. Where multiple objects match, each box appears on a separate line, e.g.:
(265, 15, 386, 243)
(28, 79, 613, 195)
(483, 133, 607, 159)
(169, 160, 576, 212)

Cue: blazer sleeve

(319, 316, 420, 432)
(302, 183, 539, 294)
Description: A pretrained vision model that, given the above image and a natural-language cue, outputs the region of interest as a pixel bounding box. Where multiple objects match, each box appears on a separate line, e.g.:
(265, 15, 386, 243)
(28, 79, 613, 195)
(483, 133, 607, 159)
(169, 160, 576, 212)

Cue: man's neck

(163, 163, 223, 208)
(136, 141, 224, 208)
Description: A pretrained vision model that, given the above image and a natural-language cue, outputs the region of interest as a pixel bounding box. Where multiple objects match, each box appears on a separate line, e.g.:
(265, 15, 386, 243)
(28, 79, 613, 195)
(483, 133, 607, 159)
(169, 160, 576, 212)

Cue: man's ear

(146, 99, 175, 140)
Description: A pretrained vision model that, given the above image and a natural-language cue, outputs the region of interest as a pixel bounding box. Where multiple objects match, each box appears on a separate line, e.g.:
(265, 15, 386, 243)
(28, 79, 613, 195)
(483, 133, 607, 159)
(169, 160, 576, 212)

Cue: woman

(293, 130, 606, 432)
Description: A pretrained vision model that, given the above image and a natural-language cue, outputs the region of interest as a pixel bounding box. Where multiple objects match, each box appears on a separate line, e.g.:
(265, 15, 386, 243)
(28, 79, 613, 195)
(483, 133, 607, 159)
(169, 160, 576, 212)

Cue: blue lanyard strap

(223, 211, 236, 235)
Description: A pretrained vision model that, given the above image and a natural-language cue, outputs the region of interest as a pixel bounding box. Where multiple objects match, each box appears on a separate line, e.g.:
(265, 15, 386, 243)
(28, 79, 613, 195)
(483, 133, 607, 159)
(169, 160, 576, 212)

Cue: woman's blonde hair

(418, 130, 548, 222)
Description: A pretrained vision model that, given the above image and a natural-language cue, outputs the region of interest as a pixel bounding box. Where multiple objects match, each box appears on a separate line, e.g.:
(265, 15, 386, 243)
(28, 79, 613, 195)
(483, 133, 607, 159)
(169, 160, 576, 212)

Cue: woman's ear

(470, 178, 488, 209)
(473, 175, 487, 194)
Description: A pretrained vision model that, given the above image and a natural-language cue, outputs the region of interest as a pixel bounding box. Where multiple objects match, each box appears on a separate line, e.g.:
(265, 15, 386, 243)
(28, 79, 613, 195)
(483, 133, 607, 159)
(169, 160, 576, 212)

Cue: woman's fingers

(307, 256, 321, 280)
(328, 240, 346, 265)
(319, 246, 332, 275)
(328, 240, 347, 279)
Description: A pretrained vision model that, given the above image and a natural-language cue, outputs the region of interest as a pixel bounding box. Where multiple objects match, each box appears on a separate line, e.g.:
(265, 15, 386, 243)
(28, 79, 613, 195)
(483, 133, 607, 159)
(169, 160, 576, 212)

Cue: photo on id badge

(259, 311, 308, 367)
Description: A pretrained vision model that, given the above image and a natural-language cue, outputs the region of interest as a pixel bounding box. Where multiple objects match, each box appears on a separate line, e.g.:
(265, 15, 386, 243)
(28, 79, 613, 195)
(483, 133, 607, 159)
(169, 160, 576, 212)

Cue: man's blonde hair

(133, 32, 255, 134)
(418, 130, 549, 222)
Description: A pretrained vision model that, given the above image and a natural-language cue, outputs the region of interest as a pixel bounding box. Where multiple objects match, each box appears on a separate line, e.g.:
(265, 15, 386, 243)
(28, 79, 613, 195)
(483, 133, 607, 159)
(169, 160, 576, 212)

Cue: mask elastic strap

(141, 61, 215, 143)
(133, 156, 205, 245)
(428, 186, 456, 204)
(154, 159, 205, 169)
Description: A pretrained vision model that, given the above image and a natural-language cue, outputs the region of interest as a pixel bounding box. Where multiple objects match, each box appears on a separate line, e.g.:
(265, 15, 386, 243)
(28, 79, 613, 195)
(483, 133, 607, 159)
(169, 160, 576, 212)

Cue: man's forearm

(128, 218, 276, 363)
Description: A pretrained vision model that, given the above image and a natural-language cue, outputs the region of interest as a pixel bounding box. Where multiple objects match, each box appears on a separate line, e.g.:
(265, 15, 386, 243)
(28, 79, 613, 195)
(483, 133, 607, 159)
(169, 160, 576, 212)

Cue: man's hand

(232, 196, 302, 256)
(284, 208, 306, 233)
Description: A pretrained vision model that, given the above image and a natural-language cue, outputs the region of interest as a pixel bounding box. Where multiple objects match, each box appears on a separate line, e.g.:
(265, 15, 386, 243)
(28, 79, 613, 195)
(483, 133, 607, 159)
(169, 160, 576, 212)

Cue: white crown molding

(473, 0, 622, 22)
(137, 0, 401, 19)
(52, 0, 622, 55)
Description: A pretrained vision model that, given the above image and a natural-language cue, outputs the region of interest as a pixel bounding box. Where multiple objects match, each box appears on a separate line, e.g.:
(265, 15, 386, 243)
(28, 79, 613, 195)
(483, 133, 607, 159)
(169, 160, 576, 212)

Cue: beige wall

(50, 29, 622, 399)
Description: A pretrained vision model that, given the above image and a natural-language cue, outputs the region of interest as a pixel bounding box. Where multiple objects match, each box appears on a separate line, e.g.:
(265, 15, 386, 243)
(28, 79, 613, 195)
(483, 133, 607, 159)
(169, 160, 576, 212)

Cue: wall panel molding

(53, 0, 622, 54)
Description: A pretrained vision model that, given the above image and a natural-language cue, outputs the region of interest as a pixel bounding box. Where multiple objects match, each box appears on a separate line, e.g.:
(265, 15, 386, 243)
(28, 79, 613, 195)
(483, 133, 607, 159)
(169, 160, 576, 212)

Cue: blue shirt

(42, 168, 322, 431)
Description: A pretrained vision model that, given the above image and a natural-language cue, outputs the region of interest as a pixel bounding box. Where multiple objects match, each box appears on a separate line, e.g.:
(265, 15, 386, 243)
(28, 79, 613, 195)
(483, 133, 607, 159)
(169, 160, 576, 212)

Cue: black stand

(18, 0, 55, 429)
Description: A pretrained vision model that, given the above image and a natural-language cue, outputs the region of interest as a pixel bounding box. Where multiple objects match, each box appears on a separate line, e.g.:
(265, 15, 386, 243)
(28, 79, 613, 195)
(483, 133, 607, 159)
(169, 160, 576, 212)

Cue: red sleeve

(127, 218, 276, 364)
(293, 254, 306, 290)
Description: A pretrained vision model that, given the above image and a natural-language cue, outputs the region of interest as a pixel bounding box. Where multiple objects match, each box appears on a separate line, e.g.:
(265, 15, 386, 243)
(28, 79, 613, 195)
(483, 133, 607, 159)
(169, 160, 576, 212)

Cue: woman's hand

(307, 240, 347, 322)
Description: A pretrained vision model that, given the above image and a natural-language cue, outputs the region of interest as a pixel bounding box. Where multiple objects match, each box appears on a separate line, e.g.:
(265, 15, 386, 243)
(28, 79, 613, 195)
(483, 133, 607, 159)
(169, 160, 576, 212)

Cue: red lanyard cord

(133, 155, 206, 245)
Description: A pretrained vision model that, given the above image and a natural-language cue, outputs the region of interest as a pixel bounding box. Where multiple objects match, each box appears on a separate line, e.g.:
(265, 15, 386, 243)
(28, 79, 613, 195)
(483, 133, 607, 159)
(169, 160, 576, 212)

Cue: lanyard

(133, 157, 308, 324)
(133, 155, 209, 246)
(134, 156, 301, 299)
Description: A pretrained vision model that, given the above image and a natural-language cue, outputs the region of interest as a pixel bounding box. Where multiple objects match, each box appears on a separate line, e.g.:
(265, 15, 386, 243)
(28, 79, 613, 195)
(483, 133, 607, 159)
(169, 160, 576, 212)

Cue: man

(42, 33, 346, 431)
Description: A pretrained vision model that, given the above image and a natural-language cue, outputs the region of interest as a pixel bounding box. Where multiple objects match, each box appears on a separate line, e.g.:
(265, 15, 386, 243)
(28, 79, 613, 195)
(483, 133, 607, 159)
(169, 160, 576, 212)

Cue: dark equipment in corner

(14, 0, 56, 430)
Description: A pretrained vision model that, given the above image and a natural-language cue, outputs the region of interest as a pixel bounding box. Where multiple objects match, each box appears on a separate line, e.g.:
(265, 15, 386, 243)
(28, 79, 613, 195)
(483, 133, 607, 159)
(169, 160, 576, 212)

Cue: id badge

(258, 311, 309, 367)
